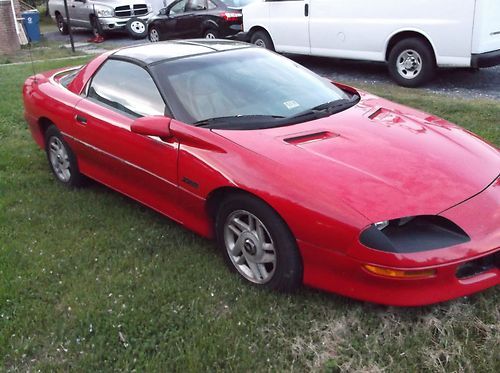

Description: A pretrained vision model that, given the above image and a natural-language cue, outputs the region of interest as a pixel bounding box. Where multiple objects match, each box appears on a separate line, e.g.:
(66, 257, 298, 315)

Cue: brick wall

(0, 0, 21, 55)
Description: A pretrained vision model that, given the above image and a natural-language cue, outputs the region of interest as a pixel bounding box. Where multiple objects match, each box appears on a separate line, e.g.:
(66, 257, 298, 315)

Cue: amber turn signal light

(363, 264, 436, 279)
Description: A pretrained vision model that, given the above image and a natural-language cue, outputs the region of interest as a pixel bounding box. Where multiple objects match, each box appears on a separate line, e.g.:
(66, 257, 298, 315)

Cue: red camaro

(23, 40, 499, 306)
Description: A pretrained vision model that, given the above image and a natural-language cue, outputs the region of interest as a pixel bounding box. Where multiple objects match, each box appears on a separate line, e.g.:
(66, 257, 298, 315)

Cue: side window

(186, 0, 207, 11)
(170, 0, 188, 14)
(88, 59, 165, 118)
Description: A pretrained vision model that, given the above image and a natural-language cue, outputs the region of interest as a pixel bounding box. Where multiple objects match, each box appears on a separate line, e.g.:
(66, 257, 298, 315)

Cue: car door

(267, 0, 310, 54)
(183, 0, 209, 37)
(69, 0, 88, 28)
(162, 0, 191, 38)
(72, 59, 182, 219)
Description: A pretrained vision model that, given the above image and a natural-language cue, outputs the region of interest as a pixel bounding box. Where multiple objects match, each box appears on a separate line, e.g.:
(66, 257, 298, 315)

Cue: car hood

(213, 93, 500, 223)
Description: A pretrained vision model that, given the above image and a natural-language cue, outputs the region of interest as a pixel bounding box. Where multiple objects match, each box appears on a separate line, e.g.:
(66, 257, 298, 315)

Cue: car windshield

(152, 47, 355, 129)
(220, 0, 258, 7)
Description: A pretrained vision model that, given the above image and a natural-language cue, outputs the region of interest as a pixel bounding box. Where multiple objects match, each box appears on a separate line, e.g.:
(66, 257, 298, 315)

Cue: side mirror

(159, 8, 167, 15)
(131, 116, 172, 139)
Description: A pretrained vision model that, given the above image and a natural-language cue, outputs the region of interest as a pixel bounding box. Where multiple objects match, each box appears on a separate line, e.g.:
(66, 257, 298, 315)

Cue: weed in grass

(0, 58, 499, 371)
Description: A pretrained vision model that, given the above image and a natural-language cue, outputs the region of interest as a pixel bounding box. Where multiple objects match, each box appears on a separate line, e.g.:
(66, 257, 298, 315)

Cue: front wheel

(45, 125, 85, 187)
(388, 38, 436, 87)
(250, 30, 274, 51)
(216, 194, 302, 292)
(149, 26, 161, 42)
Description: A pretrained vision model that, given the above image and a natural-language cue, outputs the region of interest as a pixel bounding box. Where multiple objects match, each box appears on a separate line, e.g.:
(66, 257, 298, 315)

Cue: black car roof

(112, 40, 252, 65)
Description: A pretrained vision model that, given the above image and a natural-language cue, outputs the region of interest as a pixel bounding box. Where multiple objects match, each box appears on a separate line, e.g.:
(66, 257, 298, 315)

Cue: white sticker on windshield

(283, 100, 300, 110)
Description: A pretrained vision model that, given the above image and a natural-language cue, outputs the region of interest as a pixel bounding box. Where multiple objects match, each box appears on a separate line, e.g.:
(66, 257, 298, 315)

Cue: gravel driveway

(44, 27, 500, 100)
(290, 55, 500, 100)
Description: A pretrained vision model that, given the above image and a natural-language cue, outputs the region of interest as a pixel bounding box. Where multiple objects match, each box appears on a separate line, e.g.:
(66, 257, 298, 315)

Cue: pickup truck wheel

(56, 13, 68, 35)
(388, 38, 436, 87)
(90, 15, 103, 36)
(149, 26, 161, 42)
(250, 30, 275, 51)
(126, 18, 148, 39)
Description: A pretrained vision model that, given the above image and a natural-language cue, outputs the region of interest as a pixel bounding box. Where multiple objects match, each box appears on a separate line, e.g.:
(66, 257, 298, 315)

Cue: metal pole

(63, 0, 75, 52)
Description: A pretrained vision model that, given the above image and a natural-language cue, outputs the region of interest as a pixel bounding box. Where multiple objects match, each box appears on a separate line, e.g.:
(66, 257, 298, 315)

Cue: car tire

(56, 13, 68, 35)
(250, 30, 274, 51)
(126, 18, 148, 39)
(388, 38, 436, 87)
(149, 26, 161, 42)
(215, 193, 302, 292)
(203, 28, 219, 39)
(45, 125, 85, 187)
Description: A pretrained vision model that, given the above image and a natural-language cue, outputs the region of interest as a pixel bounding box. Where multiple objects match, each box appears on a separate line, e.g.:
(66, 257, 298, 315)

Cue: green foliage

(1, 59, 499, 371)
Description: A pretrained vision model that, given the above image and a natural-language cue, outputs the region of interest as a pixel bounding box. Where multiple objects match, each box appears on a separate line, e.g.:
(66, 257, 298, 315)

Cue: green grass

(0, 40, 85, 65)
(1, 59, 499, 371)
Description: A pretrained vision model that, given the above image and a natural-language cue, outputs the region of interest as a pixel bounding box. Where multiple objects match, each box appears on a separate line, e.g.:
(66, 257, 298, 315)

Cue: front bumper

(298, 177, 500, 306)
(471, 48, 500, 68)
(99, 14, 152, 31)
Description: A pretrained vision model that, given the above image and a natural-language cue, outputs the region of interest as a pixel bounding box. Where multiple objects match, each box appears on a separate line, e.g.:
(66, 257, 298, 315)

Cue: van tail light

(220, 12, 242, 22)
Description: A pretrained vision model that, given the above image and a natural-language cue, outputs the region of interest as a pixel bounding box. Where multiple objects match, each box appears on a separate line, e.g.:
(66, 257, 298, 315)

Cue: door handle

(304, 3, 309, 17)
(75, 114, 87, 124)
(71, 5, 75, 7)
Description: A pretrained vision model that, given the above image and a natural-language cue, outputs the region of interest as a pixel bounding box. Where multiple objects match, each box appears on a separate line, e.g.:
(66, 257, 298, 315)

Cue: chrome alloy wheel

(224, 210, 277, 284)
(205, 32, 216, 39)
(48, 136, 71, 182)
(396, 49, 423, 79)
(150, 28, 160, 42)
(130, 20, 146, 35)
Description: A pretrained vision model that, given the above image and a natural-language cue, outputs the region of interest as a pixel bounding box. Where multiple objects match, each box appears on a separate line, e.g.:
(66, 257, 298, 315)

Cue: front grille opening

(456, 251, 499, 279)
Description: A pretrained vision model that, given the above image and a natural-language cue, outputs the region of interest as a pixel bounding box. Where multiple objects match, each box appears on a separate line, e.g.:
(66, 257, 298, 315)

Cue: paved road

(44, 28, 500, 100)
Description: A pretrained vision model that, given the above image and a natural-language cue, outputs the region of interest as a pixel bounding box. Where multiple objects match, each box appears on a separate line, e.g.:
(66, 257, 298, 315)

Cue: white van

(242, 0, 500, 86)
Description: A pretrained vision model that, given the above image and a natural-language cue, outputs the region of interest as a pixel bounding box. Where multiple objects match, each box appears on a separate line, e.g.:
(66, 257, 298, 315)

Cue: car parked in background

(148, 0, 258, 42)
(49, 0, 154, 39)
(242, 0, 500, 87)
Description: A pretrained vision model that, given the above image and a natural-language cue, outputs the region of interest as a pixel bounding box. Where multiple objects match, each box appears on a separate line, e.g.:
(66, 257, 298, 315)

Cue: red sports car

(23, 40, 499, 306)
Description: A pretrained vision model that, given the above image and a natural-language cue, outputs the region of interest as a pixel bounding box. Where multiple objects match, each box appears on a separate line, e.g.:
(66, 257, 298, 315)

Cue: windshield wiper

(288, 95, 360, 121)
(194, 114, 285, 128)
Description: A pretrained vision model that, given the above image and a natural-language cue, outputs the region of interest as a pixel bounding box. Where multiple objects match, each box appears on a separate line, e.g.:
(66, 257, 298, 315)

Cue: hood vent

(284, 131, 339, 145)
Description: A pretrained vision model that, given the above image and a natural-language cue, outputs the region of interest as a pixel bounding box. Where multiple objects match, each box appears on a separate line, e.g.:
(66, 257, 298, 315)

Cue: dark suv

(148, 0, 258, 42)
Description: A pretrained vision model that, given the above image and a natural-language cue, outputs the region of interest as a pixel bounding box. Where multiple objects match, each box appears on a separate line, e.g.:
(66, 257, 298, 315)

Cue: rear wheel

(204, 28, 219, 39)
(56, 13, 68, 35)
(250, 30, 274, 51)
(388, 38, 435, 87)
(216, 193, 302, 292)
(45, 125, 85, 187)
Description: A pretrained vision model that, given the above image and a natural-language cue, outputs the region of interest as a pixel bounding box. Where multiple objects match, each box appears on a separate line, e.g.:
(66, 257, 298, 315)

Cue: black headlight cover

(359, 215, 470, 254)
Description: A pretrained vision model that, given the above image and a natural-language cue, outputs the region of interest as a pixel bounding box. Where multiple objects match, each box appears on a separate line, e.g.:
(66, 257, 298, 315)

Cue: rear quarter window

(59, 68, 82, 88)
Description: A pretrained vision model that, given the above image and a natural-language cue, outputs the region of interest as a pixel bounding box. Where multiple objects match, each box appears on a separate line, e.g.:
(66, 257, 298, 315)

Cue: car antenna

(28, 41, 37, 84)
